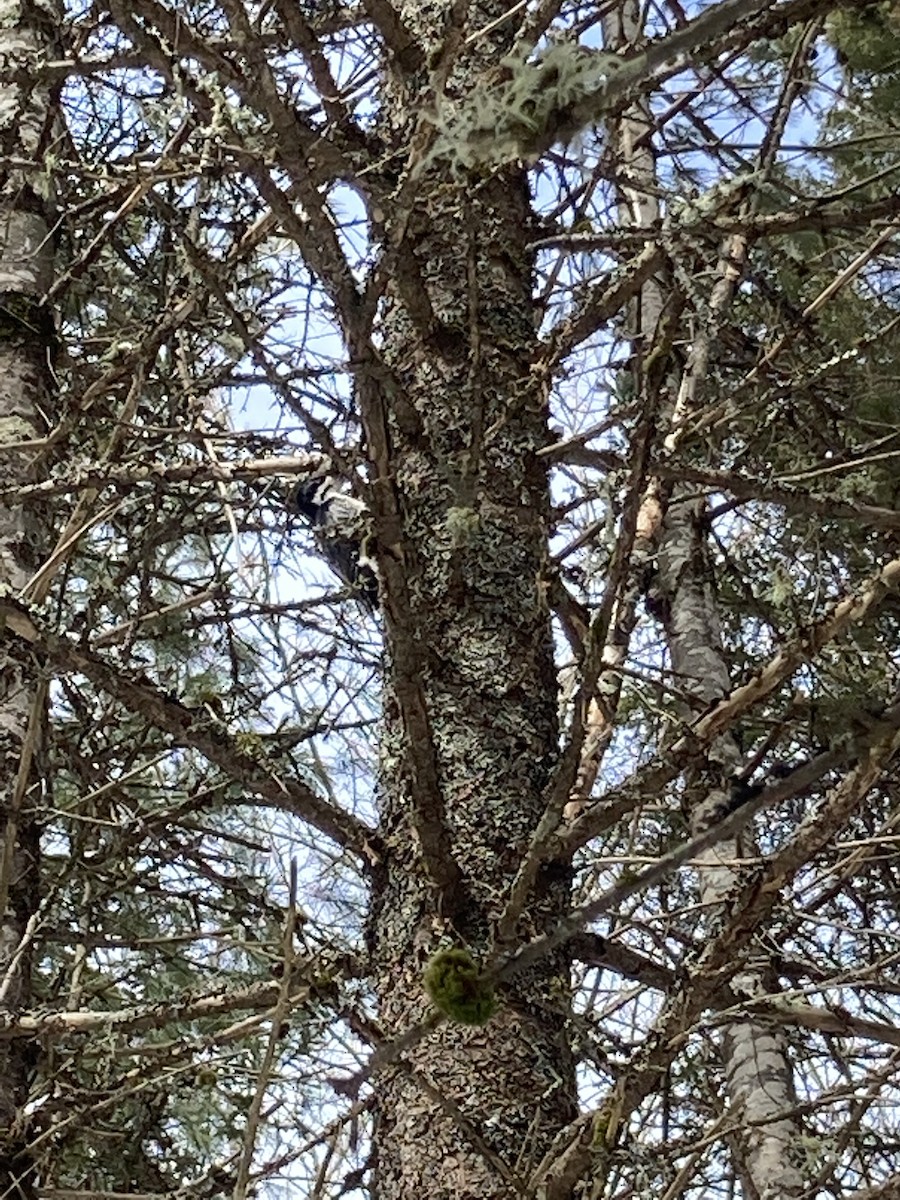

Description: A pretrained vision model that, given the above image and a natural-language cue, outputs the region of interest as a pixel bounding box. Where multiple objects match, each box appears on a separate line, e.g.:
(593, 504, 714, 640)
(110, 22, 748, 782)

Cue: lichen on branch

(428, 44, 623, 170)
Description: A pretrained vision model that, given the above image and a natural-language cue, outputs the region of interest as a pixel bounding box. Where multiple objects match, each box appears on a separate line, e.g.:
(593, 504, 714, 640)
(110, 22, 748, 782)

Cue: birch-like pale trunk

(0, 1, 60, 1192)
(655, 506, 805, 1199)
(598, 4, 805, 1193)
(567, 1, 669, 818)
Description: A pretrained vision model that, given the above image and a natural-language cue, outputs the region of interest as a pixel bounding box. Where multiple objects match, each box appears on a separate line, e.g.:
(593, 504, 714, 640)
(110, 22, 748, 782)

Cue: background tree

(0, 0, 899, 1197)
(0, 0, 61, 1191)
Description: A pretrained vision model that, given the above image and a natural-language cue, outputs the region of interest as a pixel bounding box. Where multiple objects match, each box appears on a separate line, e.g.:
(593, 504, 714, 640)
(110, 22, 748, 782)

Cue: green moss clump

(423, 948, 496, 1026)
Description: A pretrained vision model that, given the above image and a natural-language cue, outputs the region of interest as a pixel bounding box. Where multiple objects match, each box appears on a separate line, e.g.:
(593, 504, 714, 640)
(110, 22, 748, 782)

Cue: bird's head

(293, 475, 332, 520)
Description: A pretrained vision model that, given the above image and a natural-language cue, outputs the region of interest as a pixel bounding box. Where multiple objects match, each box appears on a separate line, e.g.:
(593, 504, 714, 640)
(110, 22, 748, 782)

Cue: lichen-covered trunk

(365, 10, 577, 1197)
(0, 0, 59, 1192)
(656, 502, 804, 1199)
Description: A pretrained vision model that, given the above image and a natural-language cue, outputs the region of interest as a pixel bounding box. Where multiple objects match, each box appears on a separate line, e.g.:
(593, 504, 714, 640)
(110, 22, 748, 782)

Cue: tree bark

(365, 6, 577, 1195)
(0, 0, 60, 1192)
(565, 0, 669, 819)
(593, 4, 805, 1193)
(655, 503, 805, 1199)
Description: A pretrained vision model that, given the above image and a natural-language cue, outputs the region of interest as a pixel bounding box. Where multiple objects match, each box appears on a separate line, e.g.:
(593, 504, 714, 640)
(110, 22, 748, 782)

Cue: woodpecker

(293, 475, 379, 611)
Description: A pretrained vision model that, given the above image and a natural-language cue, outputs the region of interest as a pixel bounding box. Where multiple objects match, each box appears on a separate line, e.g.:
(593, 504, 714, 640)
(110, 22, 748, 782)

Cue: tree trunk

(655, 502, 805, 1199)
(366, 8, 577, 1195)
(566, 0, 668, 818)
(592, 4, 805, 1192)
(0, 0, 59, 1192)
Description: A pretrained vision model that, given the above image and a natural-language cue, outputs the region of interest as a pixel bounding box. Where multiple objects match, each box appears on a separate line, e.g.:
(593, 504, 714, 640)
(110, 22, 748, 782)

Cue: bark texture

(656, 502, 805, 1199)
(0, 0, 59, 1192)
(366, 5, 577, 1194)
(596, 4, 805, 1193)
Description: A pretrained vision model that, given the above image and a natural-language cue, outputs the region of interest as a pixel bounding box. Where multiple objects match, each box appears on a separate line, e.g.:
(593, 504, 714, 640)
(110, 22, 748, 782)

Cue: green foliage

(824, 3, 900, 113)
(423, 948, 497, 1026)
(12, 1, 900, 1194)
(826, 3, 900, 74)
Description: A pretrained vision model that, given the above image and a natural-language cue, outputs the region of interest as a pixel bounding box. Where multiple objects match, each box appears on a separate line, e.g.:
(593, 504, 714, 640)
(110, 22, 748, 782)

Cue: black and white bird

(293, 475, 379, 611)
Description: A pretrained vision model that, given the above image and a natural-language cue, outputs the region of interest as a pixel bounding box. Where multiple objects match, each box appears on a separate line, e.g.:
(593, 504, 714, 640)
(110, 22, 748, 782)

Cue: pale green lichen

(0, 415, 36, 443)
(428, 44, 623, 171)
(444, 505, 480, 547)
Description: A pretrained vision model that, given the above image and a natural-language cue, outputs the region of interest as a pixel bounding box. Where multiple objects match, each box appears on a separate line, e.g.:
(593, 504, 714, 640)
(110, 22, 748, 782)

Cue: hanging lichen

(428, 44, 624, 170)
